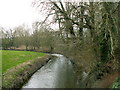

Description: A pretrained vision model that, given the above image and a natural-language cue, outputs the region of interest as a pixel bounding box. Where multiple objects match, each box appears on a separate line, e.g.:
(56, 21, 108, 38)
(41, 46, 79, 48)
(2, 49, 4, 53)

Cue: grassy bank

(2, 50, 45, 73)
(2, 50, 53, 88)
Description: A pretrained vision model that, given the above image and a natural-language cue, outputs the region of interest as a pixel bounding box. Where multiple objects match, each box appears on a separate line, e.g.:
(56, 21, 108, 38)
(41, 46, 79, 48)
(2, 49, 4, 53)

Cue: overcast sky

(0, 0, 119, 30)
(0, 0, 45, 29)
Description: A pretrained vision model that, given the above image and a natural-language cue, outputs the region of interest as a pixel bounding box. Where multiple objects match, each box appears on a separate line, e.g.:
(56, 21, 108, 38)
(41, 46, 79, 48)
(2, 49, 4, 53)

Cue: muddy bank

(2, 54, 56, 89)
(52, 50, 120, 88)
(75, 60, 120, 88)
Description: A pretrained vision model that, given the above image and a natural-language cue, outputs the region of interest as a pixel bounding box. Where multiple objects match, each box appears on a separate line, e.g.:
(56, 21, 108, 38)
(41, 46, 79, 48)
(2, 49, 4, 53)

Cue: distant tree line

(0, 23, 55, 52)
(1, 1, 119, 72)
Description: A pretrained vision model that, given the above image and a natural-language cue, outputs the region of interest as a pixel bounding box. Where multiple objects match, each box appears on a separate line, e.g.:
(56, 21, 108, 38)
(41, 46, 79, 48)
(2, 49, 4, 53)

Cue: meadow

(2, 50, 45, 73)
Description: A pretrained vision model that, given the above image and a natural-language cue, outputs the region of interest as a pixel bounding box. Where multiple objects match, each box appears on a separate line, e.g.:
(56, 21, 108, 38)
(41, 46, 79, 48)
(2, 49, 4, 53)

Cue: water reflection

(22, 54, 75, 88)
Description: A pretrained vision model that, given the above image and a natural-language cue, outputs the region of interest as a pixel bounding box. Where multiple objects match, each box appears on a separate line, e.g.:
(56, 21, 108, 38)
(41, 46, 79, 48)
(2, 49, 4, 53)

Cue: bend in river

(22, 54, 75, 88)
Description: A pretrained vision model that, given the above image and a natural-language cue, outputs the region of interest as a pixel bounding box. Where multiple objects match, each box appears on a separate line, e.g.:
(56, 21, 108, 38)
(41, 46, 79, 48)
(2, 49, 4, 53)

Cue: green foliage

(1, 1, 119, 80)
(111, 77, 120, 88)
(2, 50, 45, 73)
(99, 31, 111, 63)
(97, 2, 118, 63)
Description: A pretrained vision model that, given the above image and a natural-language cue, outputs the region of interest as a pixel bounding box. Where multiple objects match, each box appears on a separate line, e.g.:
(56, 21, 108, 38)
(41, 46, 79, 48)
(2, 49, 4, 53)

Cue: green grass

(2, 50, 45, 73)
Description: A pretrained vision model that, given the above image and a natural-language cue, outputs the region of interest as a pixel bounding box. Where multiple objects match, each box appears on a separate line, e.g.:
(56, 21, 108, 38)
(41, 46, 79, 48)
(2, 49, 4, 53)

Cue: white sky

(0, 0, 118, 30)
(0, 0, 45, 29)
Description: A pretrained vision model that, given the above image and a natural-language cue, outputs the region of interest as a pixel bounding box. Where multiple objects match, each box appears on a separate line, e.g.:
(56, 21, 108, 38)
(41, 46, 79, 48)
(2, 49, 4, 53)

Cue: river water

(22, 54, 75, 88)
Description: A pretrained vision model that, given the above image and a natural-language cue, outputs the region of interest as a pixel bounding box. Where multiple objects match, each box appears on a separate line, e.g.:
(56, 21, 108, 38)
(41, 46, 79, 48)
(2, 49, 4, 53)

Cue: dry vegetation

(1, 1, 120, 88)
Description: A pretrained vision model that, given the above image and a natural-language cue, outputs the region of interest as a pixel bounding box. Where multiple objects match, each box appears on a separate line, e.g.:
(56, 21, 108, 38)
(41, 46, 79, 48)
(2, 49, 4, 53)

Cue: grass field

(2, 50, 46, 73)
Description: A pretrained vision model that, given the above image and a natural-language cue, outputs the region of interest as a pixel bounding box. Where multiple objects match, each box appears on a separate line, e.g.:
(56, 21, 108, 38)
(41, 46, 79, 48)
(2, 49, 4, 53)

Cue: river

(22, 54, 75, 88)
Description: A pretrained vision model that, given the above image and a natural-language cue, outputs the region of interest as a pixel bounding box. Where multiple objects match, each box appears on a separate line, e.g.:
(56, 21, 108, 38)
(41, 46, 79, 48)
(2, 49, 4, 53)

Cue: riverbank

(79, 60, 119, 88)
(22, 54, 75, 88)
(2, 54, 55, 89)
(73, 60, 119, 88)
(52, 50, 120, 88)
(2, 50, 46, 73)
